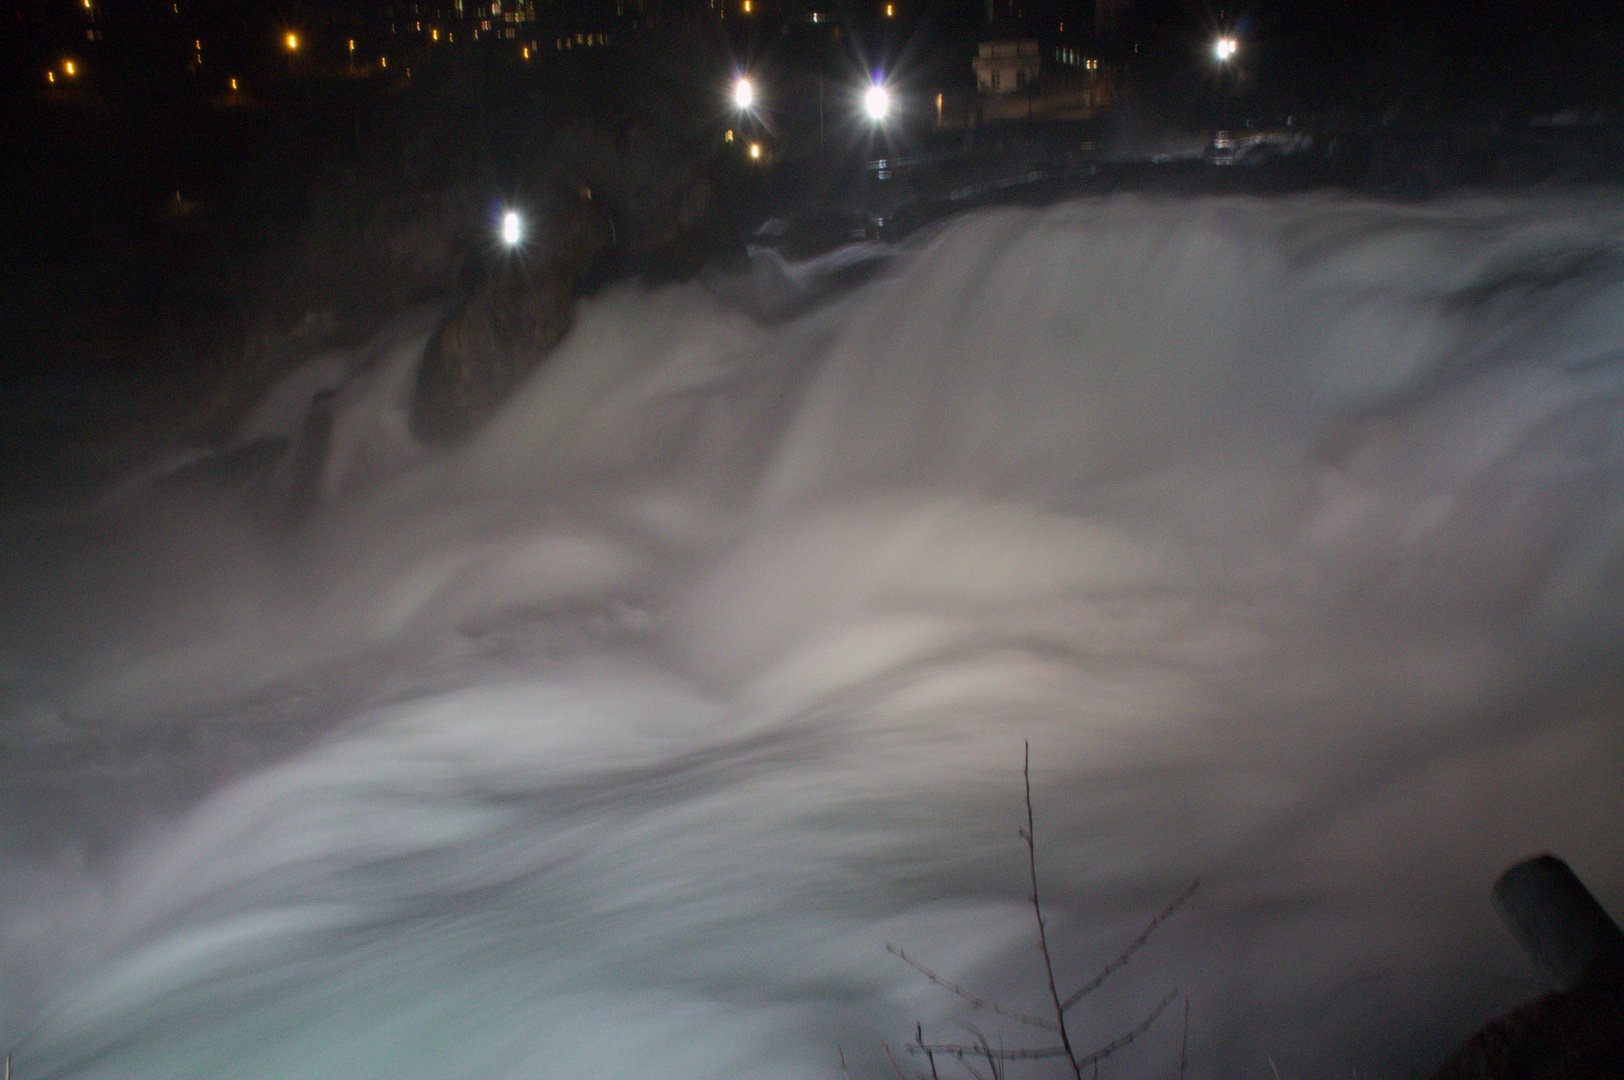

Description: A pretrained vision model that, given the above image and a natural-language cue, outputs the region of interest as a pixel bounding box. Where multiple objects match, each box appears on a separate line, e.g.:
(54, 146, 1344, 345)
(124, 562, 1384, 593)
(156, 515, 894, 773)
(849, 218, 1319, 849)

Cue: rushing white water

(4, 193, 1624, 1080)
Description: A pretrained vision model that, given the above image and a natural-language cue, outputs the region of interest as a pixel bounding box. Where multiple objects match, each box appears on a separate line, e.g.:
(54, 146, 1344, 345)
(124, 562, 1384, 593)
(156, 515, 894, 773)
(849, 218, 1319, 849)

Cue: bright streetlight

(1214, 36, 1236, 61)
(286, 32, 299, 51)
(733, 76, 753, 110)
(863, 82, 889, 121)
(500, 210, 523, 246)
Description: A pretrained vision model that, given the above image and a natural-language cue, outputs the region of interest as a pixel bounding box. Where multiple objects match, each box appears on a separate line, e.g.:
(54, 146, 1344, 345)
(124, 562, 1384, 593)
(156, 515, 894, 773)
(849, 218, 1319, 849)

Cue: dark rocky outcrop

(410, 190, 613, 444)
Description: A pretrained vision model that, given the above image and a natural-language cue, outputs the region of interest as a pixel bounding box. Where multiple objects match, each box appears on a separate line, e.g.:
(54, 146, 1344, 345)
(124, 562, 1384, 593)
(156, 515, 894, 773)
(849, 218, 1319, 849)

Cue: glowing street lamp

(500, 210, 523, 247)
(863, 82, 890, 122)
(63, 59, 76, 76)
(1214, 36, 1237, 61)
(286, 32, 299, 51)
(733, 76, 753, 110)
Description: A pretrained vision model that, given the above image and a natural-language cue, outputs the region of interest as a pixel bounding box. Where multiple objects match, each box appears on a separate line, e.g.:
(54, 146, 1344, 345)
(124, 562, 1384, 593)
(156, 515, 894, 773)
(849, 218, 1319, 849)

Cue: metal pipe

(1492, 854, 1624, 991)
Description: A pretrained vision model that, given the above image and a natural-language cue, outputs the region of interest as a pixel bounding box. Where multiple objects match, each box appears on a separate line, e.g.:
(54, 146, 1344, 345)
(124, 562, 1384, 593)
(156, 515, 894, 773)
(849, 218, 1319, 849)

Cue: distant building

(972, 39, 1039, 95)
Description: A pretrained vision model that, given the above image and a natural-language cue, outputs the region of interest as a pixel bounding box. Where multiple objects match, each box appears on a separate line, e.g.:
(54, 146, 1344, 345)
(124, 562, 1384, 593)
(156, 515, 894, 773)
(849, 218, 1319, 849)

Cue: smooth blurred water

(4, 193, 1623, 1080)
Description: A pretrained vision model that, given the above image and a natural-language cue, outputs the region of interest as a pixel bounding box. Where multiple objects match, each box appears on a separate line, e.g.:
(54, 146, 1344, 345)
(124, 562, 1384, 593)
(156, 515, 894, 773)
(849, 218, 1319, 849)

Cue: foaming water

(4, 193, 1624, 1079)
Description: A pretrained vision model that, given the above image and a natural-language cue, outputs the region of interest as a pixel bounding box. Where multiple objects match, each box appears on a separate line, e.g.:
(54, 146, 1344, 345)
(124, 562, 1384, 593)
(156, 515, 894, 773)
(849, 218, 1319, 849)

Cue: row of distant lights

(737, 1, 893, 13)
(1055, 49, 1098, 70)
(47, 21, 627, 83)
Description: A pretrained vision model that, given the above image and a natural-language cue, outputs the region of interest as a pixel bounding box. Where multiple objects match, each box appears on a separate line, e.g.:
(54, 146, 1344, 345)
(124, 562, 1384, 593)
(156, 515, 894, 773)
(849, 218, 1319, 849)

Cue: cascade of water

(3, 193, 1622, 1080)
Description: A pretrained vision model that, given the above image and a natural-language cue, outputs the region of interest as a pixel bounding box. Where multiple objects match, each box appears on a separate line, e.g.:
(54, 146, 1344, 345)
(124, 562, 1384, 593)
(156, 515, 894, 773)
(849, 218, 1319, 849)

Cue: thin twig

(955, 1057, 991, 1080)
(840, 1046, 852, 1080)
(1179, 994, 1190, 1079)
(881, 1043, 911, 1080)
(1059, 879, 1199, 1013)
(961, 1023, 1004, 1080)
(1022, 741, 1083, 1079)
(1074, 987, 1182, 1069)
(887, 945, 1060, 1032)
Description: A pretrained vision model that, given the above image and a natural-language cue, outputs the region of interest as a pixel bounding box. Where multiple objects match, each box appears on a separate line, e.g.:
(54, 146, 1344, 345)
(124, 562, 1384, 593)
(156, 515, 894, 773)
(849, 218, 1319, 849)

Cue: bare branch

(909, 1043, 1072, 1061)
(959, 1022, 1004, 1080)
(881, 1042, 912, 1080)
(887, 945, 1060, 1032)
(1023, 741, 1084, 1079)
(919, 1023, 941, 1080)
(1074, 988, 1182, 1069)
(1179, 994, 1190, 1079)
(840, 1046, 852, 1080)
(1059, 880, 1199, 1014)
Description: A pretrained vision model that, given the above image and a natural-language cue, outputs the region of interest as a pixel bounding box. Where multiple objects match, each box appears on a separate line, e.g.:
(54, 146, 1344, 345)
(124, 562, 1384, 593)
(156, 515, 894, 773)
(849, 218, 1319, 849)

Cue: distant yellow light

(522, 46, 529, 58)
(83, 0, 91, 8)
(742, 0, 750, 12)
(348, 38, 355, 52)
(195, 39, 200, 50)
(380, 55, 387, 67)
(47, 70, 54, 82)
(431, 27, 438, 39)
(64, 60, 75, 75)
(724, 129, 733, 142)
(885, 3, 893, 15)
(230, 77, 237, 89)
(286, 32, 298, 50)
(748, 142, 761, 159)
